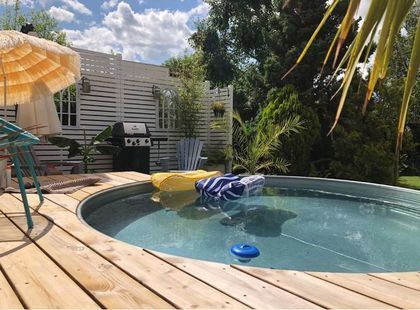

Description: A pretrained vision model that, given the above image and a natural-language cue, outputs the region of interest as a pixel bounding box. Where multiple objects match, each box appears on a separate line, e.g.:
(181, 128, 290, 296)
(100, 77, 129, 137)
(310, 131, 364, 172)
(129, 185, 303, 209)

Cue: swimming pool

(79, 176, 420, 273)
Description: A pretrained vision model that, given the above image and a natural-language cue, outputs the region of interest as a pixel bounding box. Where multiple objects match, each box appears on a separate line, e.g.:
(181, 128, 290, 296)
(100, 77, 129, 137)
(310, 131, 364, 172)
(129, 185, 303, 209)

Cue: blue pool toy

(230, 243, 260, 262)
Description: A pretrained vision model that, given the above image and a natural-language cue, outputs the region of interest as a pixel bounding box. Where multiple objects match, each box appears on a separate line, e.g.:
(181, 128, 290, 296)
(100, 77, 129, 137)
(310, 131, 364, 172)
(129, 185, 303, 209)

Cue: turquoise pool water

(82, 178, 420, 273)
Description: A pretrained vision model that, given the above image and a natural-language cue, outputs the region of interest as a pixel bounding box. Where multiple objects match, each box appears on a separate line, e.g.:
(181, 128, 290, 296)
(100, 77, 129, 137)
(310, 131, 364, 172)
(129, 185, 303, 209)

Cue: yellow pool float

(151, 170, 222, 192)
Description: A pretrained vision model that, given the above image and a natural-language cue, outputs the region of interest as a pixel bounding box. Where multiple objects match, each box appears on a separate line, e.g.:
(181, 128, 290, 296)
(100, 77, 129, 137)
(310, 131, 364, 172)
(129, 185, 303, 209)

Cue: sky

(0, 0, 371, 65)
(0, 0, 210, 64)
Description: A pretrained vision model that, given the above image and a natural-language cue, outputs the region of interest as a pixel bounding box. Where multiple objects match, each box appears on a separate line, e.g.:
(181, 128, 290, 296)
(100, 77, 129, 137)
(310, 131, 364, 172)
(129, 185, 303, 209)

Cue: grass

(397, 176, 420, 190)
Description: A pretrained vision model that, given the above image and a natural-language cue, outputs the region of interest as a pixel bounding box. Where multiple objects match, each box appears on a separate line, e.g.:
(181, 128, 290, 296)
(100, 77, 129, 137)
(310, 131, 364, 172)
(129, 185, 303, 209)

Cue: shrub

(258, 85, 320, 175)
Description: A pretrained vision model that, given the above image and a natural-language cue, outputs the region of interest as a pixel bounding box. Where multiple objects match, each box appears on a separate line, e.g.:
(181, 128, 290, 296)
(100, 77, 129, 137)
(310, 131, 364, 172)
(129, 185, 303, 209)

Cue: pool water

(84, 187, 420, 272)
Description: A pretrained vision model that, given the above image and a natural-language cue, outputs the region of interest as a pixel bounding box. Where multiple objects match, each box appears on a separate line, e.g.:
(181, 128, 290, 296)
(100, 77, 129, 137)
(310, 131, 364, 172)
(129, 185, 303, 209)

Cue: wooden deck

(0, 172, 419, 309)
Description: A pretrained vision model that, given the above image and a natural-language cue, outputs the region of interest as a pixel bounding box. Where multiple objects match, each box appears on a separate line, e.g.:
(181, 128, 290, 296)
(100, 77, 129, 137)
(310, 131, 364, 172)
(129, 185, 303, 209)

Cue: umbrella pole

(0, 56, 6, 119)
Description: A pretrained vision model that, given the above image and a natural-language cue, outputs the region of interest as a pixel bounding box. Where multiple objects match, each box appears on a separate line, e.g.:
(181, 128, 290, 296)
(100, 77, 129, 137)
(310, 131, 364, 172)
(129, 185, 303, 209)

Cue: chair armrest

(198, 157, 208, 169)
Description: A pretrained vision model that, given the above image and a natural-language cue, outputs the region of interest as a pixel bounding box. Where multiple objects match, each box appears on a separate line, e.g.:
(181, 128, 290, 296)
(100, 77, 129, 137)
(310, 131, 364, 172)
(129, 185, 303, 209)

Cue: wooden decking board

(13, 193, 249, 309)
(233, 265, 394, 309)
(0, 258, 23, 309)
(68, 189, 92, 201)
(308, 272, 420, 308)
(0, 215, 100, 309)
(148, 250, 321, 309)
(112, 171, 151, 182)
(1, 172, 419, 309)
(3, 200, 173, 309)
(96, 173, 138, 186)
(43, 193, 81, 213)
(369, 272, 420, 292)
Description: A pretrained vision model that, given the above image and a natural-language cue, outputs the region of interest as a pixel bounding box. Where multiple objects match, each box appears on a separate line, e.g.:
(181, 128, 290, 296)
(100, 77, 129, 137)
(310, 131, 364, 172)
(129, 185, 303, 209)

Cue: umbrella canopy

(0, 30, 80, 106)
(16, 81, 62, 137)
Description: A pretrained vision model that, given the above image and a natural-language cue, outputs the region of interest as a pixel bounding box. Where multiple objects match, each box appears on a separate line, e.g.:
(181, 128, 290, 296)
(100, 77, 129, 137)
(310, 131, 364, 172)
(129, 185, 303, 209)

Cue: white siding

(19, 48, 233, 173)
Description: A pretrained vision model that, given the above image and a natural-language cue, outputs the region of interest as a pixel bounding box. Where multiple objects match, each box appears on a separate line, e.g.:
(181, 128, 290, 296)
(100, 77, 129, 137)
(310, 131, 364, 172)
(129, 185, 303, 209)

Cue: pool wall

(79, 176, 420, 221)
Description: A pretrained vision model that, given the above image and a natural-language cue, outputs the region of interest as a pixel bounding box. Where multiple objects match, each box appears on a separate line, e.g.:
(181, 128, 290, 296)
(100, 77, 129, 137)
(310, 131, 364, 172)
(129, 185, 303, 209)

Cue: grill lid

(112, 122, 151, 137)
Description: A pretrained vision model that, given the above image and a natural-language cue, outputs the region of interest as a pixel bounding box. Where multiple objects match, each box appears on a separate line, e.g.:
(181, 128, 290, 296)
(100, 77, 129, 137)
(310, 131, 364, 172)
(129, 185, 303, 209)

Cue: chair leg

(22, 146, 44, 202)
(11, 151, 34, 229)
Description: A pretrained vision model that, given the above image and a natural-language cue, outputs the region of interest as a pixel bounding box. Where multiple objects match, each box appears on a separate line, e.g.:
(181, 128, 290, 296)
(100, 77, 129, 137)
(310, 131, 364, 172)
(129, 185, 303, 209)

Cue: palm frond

(395, 19, 420, 175)
(286, 0, 418, 150)
(282, 0, 341, 79)
(232, 111, 302, 174)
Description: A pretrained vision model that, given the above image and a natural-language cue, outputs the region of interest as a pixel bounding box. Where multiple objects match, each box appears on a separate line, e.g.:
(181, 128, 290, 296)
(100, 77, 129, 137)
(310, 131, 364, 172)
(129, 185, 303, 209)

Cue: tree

(190, 0, 354, 101)
(258, 85, 320, 175)
(163, 52, 206, 138)
(289, 0, 420, 182)
(190, 0, 358, 178)
(0, 0, 68, 45)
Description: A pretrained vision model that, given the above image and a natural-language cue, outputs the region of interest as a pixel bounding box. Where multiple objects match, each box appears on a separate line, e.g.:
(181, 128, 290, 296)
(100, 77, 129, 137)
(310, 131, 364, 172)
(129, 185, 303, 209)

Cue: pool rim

(76, 175, 420, 273)
(77, 175, 420, 223)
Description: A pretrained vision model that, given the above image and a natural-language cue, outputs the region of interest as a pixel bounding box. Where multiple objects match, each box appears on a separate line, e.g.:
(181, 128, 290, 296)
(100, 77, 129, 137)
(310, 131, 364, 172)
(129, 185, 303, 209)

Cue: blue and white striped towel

(218, 175, 265, 201)
(195, 173, 240, 198)
(196, 174, 265, 201)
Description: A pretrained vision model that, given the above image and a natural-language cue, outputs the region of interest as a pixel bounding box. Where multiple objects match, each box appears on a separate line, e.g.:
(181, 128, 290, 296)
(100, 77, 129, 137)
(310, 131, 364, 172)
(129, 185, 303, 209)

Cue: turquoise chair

(0, 118, 43, 229)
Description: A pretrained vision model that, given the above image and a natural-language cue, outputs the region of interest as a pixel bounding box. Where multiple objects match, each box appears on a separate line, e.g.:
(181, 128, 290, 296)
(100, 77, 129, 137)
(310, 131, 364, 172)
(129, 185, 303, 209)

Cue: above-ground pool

(79, 176, 420, 273)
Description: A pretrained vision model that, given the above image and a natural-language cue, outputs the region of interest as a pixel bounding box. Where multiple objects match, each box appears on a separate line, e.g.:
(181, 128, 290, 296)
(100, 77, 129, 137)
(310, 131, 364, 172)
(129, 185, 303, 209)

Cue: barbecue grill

(110, 122, 152, 173)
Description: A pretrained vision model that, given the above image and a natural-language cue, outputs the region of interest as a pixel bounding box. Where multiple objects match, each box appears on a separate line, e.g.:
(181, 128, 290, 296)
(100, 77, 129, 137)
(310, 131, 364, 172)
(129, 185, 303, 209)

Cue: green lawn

(397, 176, 420, 190)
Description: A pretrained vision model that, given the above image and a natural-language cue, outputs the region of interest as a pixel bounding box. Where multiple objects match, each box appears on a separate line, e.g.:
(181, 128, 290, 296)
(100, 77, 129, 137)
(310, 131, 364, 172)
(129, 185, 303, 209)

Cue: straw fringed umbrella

(0, 30, 81, 118)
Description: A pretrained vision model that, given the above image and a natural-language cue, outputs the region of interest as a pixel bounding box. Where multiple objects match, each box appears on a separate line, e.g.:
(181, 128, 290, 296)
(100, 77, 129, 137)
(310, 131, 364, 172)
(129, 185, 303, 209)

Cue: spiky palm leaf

(232, 111, 302, 174)
(284, 0, 419, 181)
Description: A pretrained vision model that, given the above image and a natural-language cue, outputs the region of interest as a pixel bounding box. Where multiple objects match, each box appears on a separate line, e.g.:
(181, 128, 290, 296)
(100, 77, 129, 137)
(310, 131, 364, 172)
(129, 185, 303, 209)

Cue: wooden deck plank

(68, 189, 91, 201)
(2, 196, 172, 309)
(13, 193, 249, 309)
(44, 194, 81, 213)
(112, 171, 151, 182)
(0, 264, 23, 309)
(369, 272, 420, 291)
(309, 272, 420, 308)
(150, 250, 320, 309)
(4, 172, 420, 309)
(233, 265, 394, 309)
(0, 215, 100, 309)
(93, 173, 134, 186)
(95, 172, 138, 185)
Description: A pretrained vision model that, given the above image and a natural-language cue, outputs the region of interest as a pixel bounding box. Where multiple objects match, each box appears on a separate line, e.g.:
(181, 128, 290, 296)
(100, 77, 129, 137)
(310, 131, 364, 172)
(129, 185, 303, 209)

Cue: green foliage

(325, 95, 400, 184)
(397, 176, 420, 190)
(190, 0, 353, 108)
(258, 85, 320, 175)
(233, 111, 303, 175)
(48, 126, 119, 173)
(0, 0, 68, 45)
(375, 4, 420, 175)
(164, 52, 205, 138)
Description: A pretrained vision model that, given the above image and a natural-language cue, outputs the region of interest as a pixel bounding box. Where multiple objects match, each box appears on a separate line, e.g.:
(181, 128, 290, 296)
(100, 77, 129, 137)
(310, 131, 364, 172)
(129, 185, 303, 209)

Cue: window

(157, 88, 178, 129)
(55, 84, 77, 127)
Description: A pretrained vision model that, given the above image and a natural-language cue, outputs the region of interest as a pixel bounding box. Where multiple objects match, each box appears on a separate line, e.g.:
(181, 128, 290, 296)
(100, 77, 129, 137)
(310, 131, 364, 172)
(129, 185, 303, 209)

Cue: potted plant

(211, 101, 225, 118)
(205, 145, 234, 173)
(205, 149, 226, 173)
(167, 53, 205, 138)
(223, 144, 233, 172)
(48, 126, 119, 173)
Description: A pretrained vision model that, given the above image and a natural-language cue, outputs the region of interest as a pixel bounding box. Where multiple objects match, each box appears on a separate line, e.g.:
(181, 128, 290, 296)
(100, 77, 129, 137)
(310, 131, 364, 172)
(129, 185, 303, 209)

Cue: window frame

(55, 83, 80, 128)
(156, 87, 178, 130)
